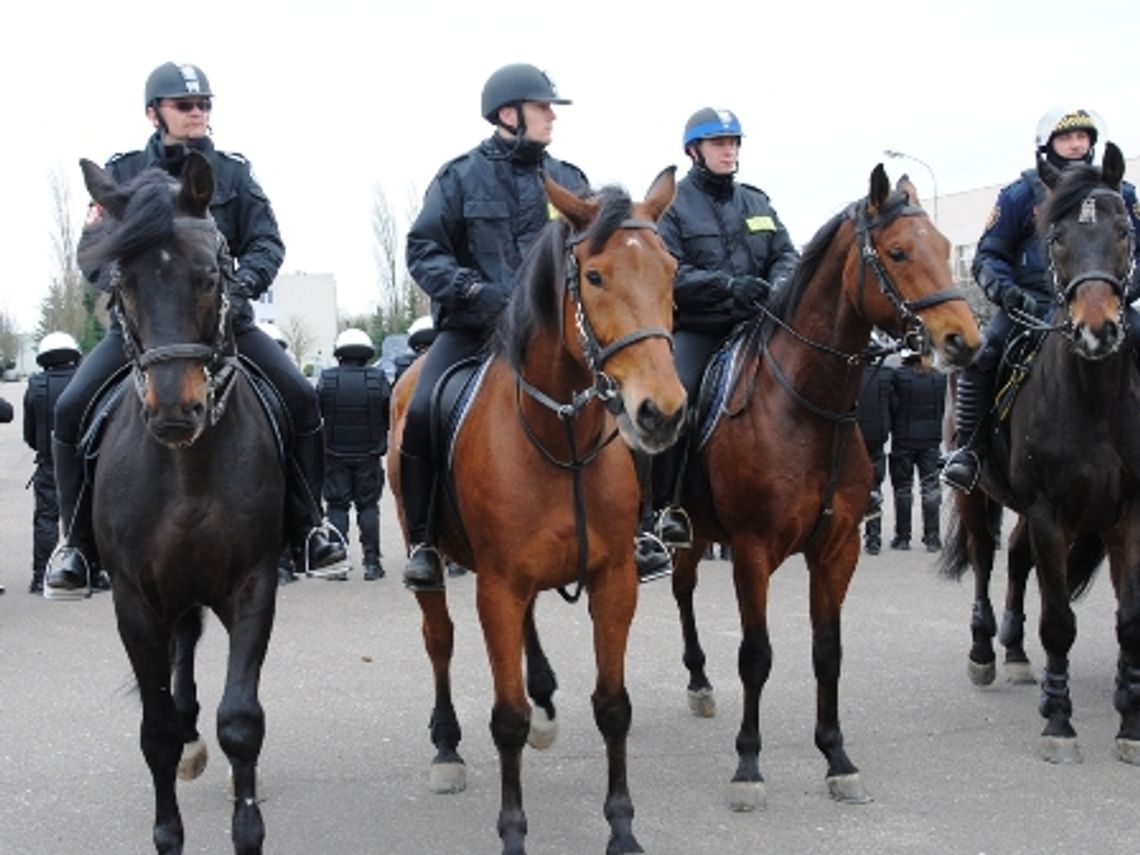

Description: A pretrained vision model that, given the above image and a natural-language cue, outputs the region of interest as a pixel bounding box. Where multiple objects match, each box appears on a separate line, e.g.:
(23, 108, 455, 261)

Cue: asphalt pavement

(0, 378, 1136, 855)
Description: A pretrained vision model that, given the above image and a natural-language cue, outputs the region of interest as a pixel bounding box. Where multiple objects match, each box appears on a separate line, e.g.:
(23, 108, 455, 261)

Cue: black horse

(941, 142, 1140, 764)
(78, 151, 285, 853)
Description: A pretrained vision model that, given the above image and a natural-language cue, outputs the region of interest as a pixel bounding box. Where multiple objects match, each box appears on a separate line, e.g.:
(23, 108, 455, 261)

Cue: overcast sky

(4, 0, 1139, 335)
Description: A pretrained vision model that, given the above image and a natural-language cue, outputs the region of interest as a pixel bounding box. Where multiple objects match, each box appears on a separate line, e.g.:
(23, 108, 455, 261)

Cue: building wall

(252, 271, 338, 375)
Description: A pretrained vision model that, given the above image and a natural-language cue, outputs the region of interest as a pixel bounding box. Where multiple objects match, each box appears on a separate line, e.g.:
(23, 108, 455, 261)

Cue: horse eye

(887, 247, 907, 262)
(585, 270, 604, 287)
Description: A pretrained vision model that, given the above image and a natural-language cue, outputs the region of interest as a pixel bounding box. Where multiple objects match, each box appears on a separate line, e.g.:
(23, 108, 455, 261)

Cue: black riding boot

(400, 451, 444, 591)
(941, 365, 993, 493)
(650, 442, 693, 548)
(44, 438, 101, 600)
(632, 450, 672, 583)
(288, 426, 347, 575)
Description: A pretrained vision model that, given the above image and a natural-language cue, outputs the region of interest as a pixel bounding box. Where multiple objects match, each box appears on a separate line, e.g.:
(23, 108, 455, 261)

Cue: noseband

(112, 216, 239, 425)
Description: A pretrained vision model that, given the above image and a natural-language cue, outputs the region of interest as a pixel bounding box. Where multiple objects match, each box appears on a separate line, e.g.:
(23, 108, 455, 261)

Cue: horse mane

(78, 168, 177, 271)
(1039, 162, 1109, 230)
(494, 185, 633, 369)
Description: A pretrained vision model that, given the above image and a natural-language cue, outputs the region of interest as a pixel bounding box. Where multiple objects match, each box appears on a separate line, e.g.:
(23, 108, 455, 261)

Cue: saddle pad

(441, 357, 493, 470)
(696, 335, 746, 452)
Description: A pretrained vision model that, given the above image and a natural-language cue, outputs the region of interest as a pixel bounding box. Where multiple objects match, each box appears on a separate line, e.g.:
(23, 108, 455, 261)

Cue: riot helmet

(481, 63, 570, 134)
(334, 328, 376, 363)
(145, 62, 213, 109)
(1035, 107, 1103, 168)
(407, 315, 436, 353)
(36, 331, 82, 368)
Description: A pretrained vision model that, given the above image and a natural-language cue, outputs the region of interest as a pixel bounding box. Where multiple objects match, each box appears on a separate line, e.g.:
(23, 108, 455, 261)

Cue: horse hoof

(827, 773, 873, 804)
(177, 739, 208, 781)
(725, 780, 765, 812)
(1003, 661, 1036, 685)
(1116, 739, 1140, 765)
(527, 706, 558, 750)
(429, 761, 467, 794)
(1039, 736, 1081, 764)
(687, 687, 716, 718)
(968, 659, 996, 686)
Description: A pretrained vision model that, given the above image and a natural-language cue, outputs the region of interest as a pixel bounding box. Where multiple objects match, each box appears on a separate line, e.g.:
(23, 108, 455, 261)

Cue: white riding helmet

(334, 328, 376, 361)
(36, 331, 82, 367)
(257, 321, 288, 350)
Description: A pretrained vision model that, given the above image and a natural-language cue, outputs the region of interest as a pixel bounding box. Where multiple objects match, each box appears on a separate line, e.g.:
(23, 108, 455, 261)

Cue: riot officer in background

(318, 329, 391, 581)
(888, 349, 947, 552)
(45, 61, 345, 599)
(400, 62, 589, 591)
(855, 349, 896, 555)
(23, 333, 86, 594)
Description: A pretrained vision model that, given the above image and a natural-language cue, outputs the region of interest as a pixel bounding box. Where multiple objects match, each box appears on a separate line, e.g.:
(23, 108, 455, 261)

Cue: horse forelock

(584, 186, 633, 255)
(494, 217, 570, 369)
(80, 169, 178, 269)
(1041, 163, 1121, 229)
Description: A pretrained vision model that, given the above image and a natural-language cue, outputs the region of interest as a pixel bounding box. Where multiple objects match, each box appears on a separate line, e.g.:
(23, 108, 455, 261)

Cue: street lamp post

(884, 149, 938, 224)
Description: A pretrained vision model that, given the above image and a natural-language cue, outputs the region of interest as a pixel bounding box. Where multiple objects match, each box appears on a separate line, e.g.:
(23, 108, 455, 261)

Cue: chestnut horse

(669, 165, 981, 809)
(940, 143, 1140, 764)
(390, 169, 685, 854)
(78, 153, 285, 854)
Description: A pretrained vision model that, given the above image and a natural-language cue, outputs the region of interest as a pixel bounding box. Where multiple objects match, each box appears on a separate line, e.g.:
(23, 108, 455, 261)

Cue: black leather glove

(730, 275, 773, 309)
(230, 273, 258, 300)
(463, 280, 509, 324)
(1001, 285, 1036, 316)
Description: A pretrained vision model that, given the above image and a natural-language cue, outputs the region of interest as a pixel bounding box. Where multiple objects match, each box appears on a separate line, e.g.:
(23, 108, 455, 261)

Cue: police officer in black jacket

(318, 329, 391, 581)
(400, 63, 589, 591)
(23, 333, 84, 594)
(45, 61, 344, 599)
(642, 107, 799, 579)
(888, 349, 947, 552)
(855, 353, 895, 555)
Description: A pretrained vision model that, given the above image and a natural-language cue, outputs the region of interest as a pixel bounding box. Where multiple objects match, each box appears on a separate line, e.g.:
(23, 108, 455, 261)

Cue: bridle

(514, 217, 673, 603)
(112, 216, 239, 426)
(1046, 187, 1134, 303)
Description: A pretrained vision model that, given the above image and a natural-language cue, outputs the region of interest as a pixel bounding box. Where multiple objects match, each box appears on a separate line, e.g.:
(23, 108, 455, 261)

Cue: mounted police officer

(318, 329, 391, 581)
(889, 348, 947, 552)
(45, 61, 345, 599)
(942, 107, 1140, 493)
(23, 333, 86, 594)
(640, 107, 799, 580)
(400, 62, 589, 591)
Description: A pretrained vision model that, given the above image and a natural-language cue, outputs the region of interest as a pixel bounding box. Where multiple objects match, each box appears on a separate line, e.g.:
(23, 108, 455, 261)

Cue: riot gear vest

(318, 365, 390, 456)
(26, 366, 77, 462)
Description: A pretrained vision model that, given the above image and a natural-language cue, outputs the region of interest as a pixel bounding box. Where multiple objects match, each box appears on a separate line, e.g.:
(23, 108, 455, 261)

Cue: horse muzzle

(139, 367, 210, 448)
(618, 393, 686, 455)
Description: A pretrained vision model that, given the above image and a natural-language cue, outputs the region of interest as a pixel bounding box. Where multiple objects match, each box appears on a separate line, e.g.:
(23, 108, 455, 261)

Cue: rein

(515, 217, 671, 603)
(112, 216, 240, 427)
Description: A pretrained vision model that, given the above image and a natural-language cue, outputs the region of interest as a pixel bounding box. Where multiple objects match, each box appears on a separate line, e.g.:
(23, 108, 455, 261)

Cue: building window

(953, 244, 976, 285)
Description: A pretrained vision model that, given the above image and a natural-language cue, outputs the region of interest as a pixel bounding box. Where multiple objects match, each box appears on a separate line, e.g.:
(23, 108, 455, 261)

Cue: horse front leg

(113, 589, 184, 854)
(807, 543, 871, 804)
(589, 561, 643, 854)
(1026, 513, 1079, 764)
(172, 607, 209, 781)
(998, 517, 1035, 684)
(726, 545, 772, 812)
(1107, 527, 1140, 764)
(961, 493, 999, 685)
(416, 590, 465, 793)
(672, 543, 715, 717)
(215, 566, 276, 854)
(477, 577, 531, 855)
(523, 602, 558, 750)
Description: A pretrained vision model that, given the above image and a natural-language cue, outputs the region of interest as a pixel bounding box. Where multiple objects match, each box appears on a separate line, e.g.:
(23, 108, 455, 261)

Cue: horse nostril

(185, 401, 206, 421)
(637, 398, 684, 438)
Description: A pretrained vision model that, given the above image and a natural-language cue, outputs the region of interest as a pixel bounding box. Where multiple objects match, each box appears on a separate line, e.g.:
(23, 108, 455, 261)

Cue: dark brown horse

(390, 168, 684, 854)
(669, 165, 981, 809)
(78, 153, 285, 853)
(941, 143, 1140, 764)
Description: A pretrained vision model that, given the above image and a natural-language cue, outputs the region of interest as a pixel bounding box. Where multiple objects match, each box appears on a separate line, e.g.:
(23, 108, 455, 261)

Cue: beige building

(252, 271, 339, 375)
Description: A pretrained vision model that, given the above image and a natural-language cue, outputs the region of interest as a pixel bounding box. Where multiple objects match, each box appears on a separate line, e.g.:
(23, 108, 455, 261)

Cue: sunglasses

(169, 98, 212, 113)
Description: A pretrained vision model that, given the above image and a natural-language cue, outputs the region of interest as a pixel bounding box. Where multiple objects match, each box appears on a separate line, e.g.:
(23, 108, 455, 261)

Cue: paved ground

(0, 377, 1136, 854)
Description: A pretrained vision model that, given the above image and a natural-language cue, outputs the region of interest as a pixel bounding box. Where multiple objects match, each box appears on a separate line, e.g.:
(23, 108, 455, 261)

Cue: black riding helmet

(481, 63, 570, 136)
(145, 62, 213, 108)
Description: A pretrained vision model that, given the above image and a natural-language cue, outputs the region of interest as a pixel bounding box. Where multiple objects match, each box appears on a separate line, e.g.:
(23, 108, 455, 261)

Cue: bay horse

(78, 152, 285, 853)
(389, 168, 685, 854)
(940, 142, 1140, 764)
(669, 165, 981, 809)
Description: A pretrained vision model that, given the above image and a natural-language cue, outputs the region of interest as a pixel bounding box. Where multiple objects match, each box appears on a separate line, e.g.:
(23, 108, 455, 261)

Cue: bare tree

(39, 168, 104, 350)
(280, 314, 315, 370)
(0, 309, 19, 371)
(369, 180, 426, 337)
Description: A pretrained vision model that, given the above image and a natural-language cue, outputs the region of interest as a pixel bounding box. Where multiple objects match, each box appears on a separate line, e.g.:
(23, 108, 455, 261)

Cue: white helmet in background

(407, 315, 435, 353)
(36, 331, 82, 367)
(333, 328, 376, 361)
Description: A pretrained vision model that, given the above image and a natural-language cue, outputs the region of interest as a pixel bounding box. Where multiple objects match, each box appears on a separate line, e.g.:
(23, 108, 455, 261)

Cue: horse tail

(1067, 531, 1106, 601)
(938, 501, 970, 581)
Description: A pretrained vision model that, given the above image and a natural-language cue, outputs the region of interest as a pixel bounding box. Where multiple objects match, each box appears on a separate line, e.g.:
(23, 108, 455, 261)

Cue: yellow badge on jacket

(548, 202, 559, 220)
(746, 215, 776, 232)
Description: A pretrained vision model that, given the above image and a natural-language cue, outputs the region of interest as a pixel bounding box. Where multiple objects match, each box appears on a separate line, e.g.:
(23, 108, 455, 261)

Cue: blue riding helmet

(683, 108, 743, 150)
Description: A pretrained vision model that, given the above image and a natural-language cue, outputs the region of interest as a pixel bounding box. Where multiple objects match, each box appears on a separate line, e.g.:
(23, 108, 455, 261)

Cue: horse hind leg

(417, 591, 466, 794)
(172, 607, 209, 781)
(672, 543, 716, 718)
(524, 604, 558, 750)
(963, 497, 1001, 686)
(998, 520, 1035, 685)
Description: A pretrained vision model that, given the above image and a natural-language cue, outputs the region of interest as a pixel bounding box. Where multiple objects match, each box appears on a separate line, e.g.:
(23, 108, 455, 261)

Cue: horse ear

(1037, 153, 1062, 190)
(180, 151, 214, 217)
(895, 173, 920, 207)
(1102, 141, 1125, 190)
(544, 171, 598, 231)
(641, 166, 677, 222)
(80, 158, 127, 218)
(868, 164, 890, 213)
